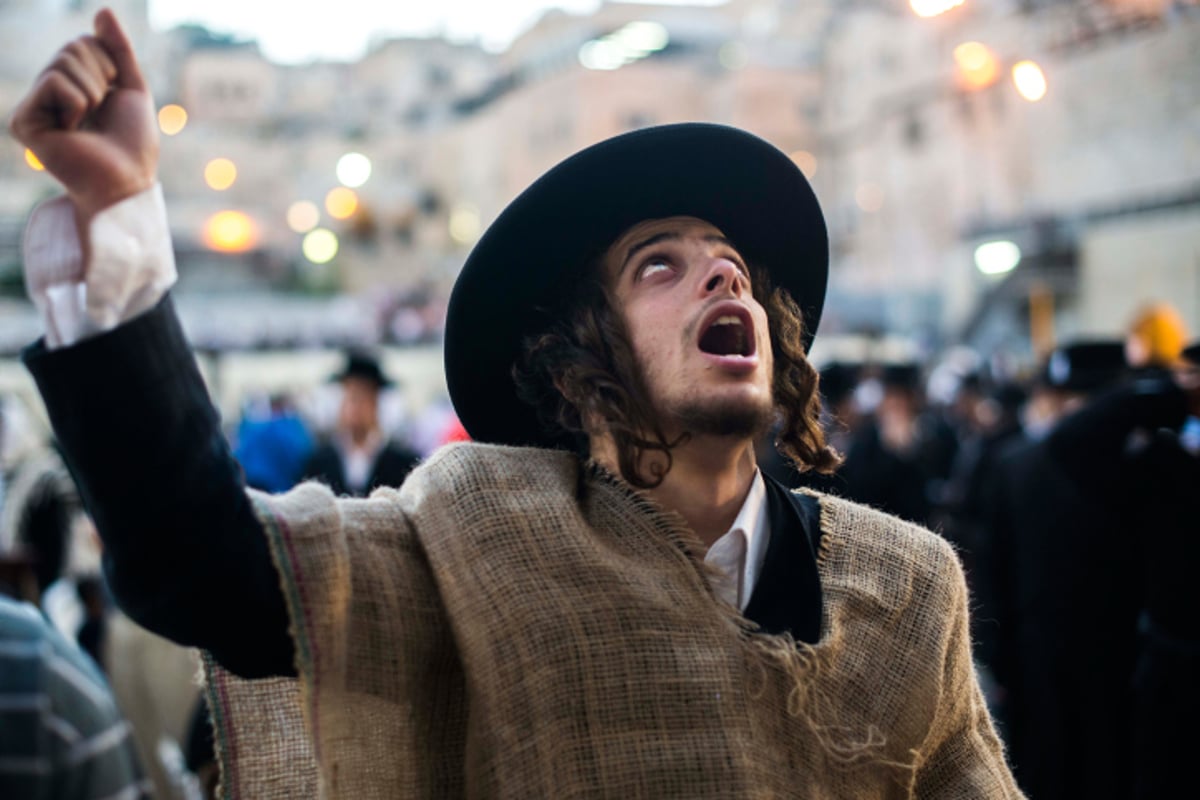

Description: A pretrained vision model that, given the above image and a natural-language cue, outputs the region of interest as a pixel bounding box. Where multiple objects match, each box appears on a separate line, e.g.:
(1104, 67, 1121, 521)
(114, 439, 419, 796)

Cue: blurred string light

(974, 240, 1021, 275)
(24, 148, 45, 171)
(1012, 60, 1048, 101)
(578, 21, 669, 71)
(302, 228, 339, 263)
(856, 183, 884, 213)
(336, 152, 372, 188)
(953, 42, 999, 90)
(718, 41, 748, 71)
(910, 0, 965, 17)
(204, 210, 257, 252)
(325, 187, 359, 220)
(158, 104, 188, 136)
(789, 150, 818, 178)
(287, 201, 320, 233)
(205, 158, 237, 191)
(448, 203, 482, 245)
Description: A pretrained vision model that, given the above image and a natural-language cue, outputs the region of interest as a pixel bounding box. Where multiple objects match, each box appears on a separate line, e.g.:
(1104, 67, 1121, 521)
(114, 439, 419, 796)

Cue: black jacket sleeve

(22, 296, 294, 678)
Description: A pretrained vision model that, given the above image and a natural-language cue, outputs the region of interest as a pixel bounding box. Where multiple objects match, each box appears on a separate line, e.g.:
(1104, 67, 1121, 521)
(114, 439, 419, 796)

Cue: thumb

(94, 8, 147, 92)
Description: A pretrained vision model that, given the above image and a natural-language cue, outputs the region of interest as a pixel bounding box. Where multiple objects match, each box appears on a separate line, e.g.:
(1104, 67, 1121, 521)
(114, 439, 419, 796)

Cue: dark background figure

(1095, 332, 1197, 800)
(835, 362, 934, 525)
(979, 339, 1186, 800)
(184, 697, 218, 800)
(940, 379, 1027, 587)
(302, 350, 421, 496)
(233, 392, 314, 494)
(759, 359, 861, 492)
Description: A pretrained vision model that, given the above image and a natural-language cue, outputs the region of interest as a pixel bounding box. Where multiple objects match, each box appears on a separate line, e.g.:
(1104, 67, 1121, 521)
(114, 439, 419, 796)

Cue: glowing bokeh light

(789, 150, 818, 178)
(953, 42, 999, 90)
(719, 41, 748, 71)
(302, 228, 339, 263)
(158, 104, 188, 136)
(448, 204, 482, 245)
(325, 187, 359, 220)
(336, 152, 372, 188)
(204, 158, 237, 191)
(974, 240, 1022, 275)
(203, 210, 257, 253)
(1012, 60, 1048, 101)
(855, 183, 885, 213)
(910, 0, 965, 17)
(24, 148, 45, 171)
(286, 201, 320, 233)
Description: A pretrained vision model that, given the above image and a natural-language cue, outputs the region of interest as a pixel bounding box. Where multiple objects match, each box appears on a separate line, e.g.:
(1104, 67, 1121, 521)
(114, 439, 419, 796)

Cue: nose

(699, 257, 744, 298)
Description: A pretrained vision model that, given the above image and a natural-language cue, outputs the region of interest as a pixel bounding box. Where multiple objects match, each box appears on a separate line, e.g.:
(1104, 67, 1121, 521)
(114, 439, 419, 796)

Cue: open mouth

(698, 309, 755, 357)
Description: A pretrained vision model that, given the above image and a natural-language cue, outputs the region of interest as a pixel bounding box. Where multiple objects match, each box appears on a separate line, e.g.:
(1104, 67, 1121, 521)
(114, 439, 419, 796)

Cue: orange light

(203, 210, 257, 252)
(24, 148, 45, 171)
(789, 150, 817, 178)
(325, 187, 359, 220)
(953, 42, 999, 90)
(158, 104, 188, 135)
(204, 158, 238, 191)
(1012, 60, 1048, 102)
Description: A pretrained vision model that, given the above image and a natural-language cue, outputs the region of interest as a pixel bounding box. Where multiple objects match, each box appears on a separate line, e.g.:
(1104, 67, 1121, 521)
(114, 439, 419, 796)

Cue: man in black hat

(1020, 339, 1198, 800)
(976, 339, 1200, 800)
(301, 351, 420, 496)
(9, 11, 1022, 797)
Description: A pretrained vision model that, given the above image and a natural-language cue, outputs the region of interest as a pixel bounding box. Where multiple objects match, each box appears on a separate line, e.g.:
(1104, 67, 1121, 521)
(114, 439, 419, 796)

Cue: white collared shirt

(702, 470, 770, 611)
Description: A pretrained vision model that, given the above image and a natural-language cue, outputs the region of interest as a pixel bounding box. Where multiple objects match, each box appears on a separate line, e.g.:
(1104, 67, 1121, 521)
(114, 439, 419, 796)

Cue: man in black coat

(301, 351, 420, 496)
(980, 341, 1196, 799)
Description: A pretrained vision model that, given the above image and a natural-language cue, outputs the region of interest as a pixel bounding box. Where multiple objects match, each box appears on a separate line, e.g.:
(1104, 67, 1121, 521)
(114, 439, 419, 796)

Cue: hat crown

(335, 351, 392, 387)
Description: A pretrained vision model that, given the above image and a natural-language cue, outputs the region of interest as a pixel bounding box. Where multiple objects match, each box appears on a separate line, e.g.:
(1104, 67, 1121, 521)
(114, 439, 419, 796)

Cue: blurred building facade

(1, 0, 1197, 363)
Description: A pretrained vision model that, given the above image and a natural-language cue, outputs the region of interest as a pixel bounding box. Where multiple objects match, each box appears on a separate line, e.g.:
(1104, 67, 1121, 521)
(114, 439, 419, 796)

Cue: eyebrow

(619, 232, 737, 277)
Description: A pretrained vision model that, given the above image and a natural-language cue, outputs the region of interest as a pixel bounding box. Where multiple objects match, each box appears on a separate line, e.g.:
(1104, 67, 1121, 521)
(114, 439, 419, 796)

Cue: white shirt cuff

(23, 185, 178, 349)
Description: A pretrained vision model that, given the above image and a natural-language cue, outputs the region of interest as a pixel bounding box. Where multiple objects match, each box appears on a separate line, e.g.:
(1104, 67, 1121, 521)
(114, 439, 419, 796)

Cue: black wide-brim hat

(331, 350, 394, 389)
(445, 122, 829, 448)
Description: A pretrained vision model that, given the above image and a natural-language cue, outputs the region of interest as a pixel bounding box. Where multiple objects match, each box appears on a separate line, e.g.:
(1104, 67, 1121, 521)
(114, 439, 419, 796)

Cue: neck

(344, 427, 379, 449)
(592, 433, 758, 550)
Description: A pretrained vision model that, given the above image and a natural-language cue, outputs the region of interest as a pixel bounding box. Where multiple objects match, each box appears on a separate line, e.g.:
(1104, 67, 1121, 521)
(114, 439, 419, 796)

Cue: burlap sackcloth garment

(202, 442, 1023, 799)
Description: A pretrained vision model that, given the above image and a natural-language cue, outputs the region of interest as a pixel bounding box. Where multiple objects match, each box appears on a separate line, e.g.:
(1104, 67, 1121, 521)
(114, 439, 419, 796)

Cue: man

(1029, 339, 1198, 800)
(0, 594, 150, 800)
(977, 341, 1135, 799)
(11, 10, 1022, 798)
(301, 350, 420, 496)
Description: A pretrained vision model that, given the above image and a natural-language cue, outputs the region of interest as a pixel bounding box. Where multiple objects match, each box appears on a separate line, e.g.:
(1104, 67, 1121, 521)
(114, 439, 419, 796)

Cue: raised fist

(9, 8, 158, 225)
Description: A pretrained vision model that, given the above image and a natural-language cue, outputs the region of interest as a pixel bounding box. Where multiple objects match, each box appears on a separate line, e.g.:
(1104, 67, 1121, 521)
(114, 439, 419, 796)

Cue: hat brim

(445, 123, 829, 448)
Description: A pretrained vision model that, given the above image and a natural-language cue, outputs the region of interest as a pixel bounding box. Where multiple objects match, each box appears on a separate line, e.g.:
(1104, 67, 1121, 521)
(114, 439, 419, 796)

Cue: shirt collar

(703, 470, 771, 611)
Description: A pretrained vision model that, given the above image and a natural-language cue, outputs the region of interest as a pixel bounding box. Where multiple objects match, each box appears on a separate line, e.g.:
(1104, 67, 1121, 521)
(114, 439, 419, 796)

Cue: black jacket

(302, 439, 420, 497)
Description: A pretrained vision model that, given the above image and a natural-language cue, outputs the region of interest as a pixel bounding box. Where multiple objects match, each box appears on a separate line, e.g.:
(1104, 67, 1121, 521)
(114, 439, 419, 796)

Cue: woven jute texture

(203, 442, 1023, 799)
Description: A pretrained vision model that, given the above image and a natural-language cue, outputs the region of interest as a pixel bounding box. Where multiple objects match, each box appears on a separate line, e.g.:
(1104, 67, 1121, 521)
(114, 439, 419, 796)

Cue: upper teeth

(712, 316, 743, 327)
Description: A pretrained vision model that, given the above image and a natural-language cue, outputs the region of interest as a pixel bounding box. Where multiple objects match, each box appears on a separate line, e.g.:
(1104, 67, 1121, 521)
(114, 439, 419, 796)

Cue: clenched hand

(9, 8, 158, 228)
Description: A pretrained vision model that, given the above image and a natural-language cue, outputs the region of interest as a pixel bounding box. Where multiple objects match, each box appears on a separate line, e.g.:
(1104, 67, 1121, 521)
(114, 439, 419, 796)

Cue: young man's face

(604, 216, 775, 441)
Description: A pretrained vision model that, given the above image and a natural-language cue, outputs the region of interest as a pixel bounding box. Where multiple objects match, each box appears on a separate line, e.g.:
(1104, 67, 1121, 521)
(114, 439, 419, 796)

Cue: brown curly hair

(514, 258, 840, 488)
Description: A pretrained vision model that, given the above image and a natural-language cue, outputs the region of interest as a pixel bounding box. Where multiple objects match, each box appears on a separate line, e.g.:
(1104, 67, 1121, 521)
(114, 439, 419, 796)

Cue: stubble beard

(668, 392, 776, 441)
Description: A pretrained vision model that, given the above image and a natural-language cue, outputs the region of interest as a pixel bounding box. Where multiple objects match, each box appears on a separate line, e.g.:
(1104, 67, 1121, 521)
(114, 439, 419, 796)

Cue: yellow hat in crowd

(1126, 302, 1189, 368)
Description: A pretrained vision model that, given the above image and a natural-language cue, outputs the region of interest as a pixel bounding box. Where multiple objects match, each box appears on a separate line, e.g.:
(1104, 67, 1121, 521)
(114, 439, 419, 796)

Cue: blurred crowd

(2, 302, 1197, 799)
